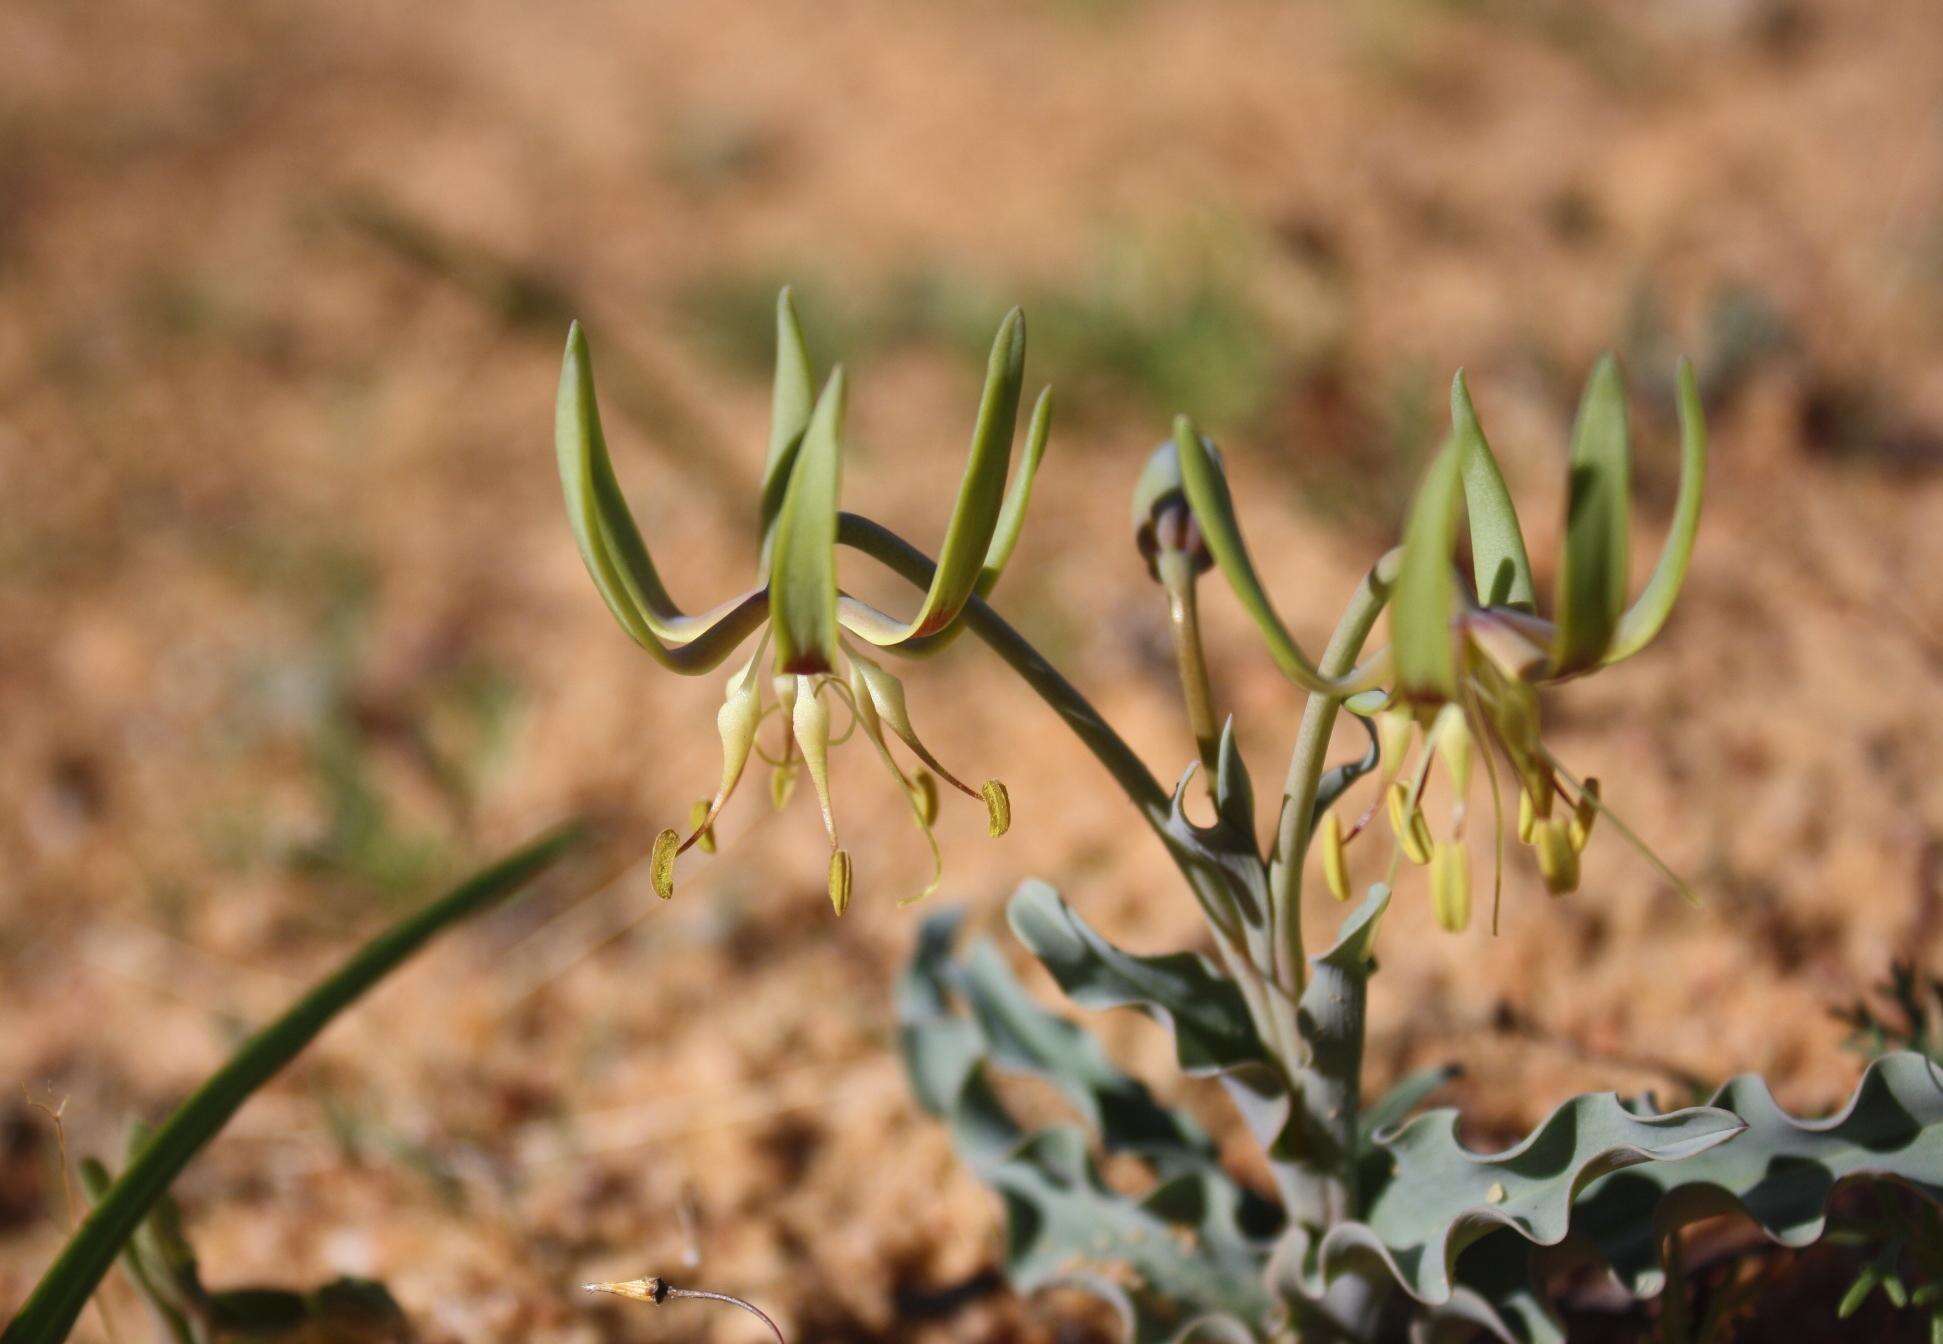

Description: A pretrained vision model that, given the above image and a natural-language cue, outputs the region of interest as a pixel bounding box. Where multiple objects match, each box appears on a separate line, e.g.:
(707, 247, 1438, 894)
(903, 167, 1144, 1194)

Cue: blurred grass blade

(770, 369, 847, 673)
(1391, 438, 1464, 701)
(0, 823, 584, 1344)
(842, 309, 1025, 645)
(558, 323, 767, 672)
(1174, 415, 1363, 695)
(1605, 359, 1707, 664)
(1452, 372, 1535, 611)
(978, 385, 1053, 597)
(758, 287, 816, 548)
(1552, 355, 1631, 673)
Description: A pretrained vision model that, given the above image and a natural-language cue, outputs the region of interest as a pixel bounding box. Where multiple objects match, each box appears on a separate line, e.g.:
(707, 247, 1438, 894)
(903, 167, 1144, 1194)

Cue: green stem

(837, 513, 1274, 1027)
(2, 822, 584, 1344)
(1266, 550, 1399, 1000)
(1157, 548, 1220, 779)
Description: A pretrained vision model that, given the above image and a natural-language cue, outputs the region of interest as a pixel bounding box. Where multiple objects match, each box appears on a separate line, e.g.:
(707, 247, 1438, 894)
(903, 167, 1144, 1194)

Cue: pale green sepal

(978, 384, 1053, 597)
(840, 309, 1026, 647)
(758, 286, 817, 547)
(1452, 371, 1536, 611)
(1552, 355, 1631, 673)
(1391, 437, 1464, 702)
(769, 368, 847, 674)
(1604, 359, 1706, 665)
(1173, 415, 1366, 696)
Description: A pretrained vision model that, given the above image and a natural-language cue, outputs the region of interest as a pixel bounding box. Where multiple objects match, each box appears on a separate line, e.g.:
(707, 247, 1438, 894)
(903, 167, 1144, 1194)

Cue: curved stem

(1266, 550, 1400, 998)
(837, 514, 1271, 1022)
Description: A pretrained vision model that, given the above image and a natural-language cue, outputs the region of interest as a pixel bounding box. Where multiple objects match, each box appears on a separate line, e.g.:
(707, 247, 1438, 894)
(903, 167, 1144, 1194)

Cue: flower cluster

(1174, 357, 1706, 930)
(556, 289, 1049, 912)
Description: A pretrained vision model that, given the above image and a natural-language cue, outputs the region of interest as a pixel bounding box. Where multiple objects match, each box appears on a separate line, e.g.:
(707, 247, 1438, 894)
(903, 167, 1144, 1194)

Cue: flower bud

(1131, 440, 1214, 582)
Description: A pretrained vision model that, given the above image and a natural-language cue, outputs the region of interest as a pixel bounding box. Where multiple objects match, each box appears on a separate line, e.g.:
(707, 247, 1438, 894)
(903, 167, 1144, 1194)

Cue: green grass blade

(1, 822, 584, 1344)
(1605, 358, 1707, 664)
(1552, 355, 1631, 673)
(1452, 372, 1535, 612)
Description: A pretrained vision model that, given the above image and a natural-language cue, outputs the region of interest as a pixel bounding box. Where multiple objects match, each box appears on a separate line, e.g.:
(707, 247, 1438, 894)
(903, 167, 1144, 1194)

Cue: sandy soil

(3, 0, 1942, 1339)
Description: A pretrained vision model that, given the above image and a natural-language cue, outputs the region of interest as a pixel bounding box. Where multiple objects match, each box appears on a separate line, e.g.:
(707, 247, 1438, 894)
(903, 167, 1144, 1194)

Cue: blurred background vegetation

(2, 1, 1940, 1339)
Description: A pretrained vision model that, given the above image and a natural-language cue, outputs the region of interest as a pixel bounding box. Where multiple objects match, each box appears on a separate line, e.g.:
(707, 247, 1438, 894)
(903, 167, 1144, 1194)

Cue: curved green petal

(758, 287, 816, 550)
(1604, 359, 1707, 665)
(556, 322, 766, 672)
(839, 308, 1027, 648)
(1452, 371, 1535, 612)
(1173, 414, 1374, 696)
(978, 384, 1053, 597)
(770, 368, 847, 674)
(1552, 355, 1631, 674)
(1391, 438, 1464, 702)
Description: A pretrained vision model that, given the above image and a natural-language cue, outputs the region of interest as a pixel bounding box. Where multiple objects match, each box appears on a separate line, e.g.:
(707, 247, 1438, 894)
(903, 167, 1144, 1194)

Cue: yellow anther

(828, 848, 853, 916)
(1569, 777, 1600, 853)
(1431, 839, 1471, 933)
(982, 780, 1012, 837)
(689, 800, 717, 854)
(1387, 781, 1433, 866)
(1535, 817, 1579, 895)
(770, 764, 798, 810)
(1320, 810, 1352, 902)
(912, 770, 940, 828)
(650, 828, 680, 900)
(1517, 787, 1537, 844)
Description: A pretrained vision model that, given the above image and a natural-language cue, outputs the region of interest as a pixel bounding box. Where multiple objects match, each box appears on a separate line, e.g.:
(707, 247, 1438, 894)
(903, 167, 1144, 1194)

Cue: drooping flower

(557, 289, 1051, 911)
(1172, 357, 1707, 927)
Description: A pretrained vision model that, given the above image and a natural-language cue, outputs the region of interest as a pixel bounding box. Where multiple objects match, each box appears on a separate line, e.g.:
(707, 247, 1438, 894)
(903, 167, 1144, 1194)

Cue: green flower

(1174, 357, 1706, 922)
(558, 289, 1050, 912)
